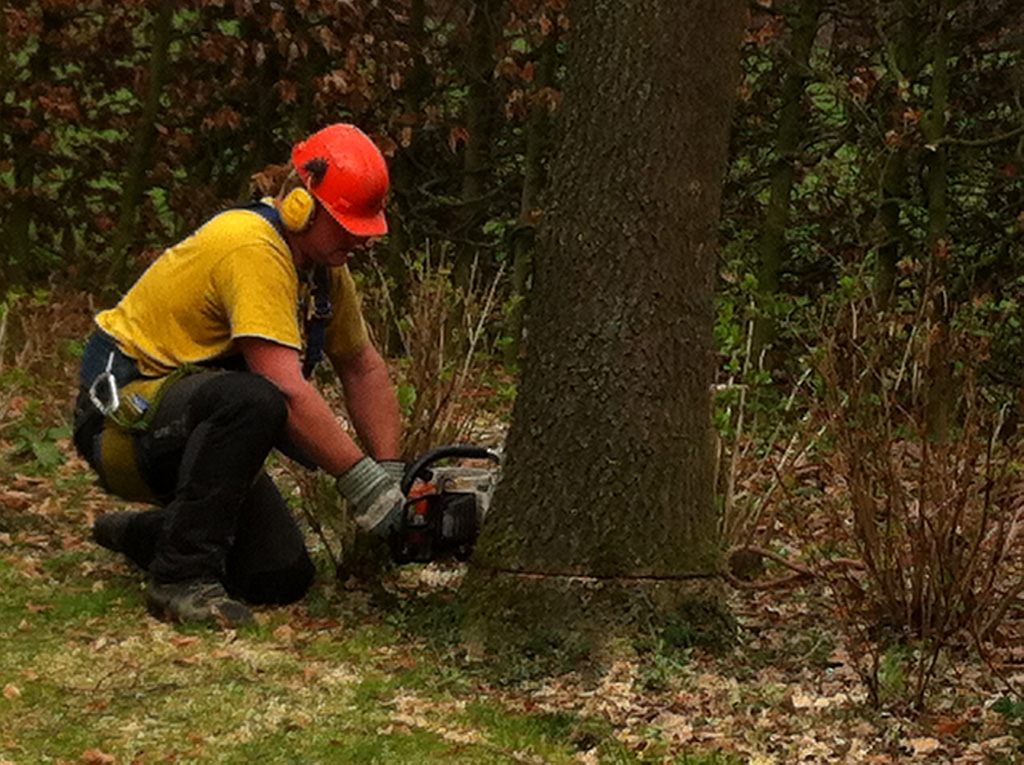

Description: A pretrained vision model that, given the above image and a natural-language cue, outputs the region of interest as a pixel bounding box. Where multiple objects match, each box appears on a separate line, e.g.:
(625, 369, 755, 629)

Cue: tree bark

(463, 0, 746, 651)
(923, 0, 953, 443)
(503, 10, 558, 369)
(874, 148, 909, 309)
(106, 0, 174, 291)
(453, 0, 501, 295)
(752, 0, 824, 358)
(873, 0, 926, 308)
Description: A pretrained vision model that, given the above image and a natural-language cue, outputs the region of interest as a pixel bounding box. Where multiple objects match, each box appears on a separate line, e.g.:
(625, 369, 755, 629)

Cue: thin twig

(723, 544, 865, 591)
(0, 299, 8, 375)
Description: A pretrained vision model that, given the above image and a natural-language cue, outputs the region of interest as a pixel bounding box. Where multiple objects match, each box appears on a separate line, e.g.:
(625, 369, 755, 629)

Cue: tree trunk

(503, 10, 558, 369)
(463, 0, 746, 651)
(923, 0, 953, 442)
(453, 0, 501, 294)
(874, 148, 909, 309)
(751, 0, 824, 358)
(873, 0, 926, 308)
(3, 8, 57, 288)
(106, 0, 174, 291)
(381, 0, 431, 356)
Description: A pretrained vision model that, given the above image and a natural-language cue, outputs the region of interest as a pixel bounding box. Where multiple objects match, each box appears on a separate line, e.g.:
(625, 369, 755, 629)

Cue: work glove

(335, 457, 406, 537)
(379, 460, 407, 486)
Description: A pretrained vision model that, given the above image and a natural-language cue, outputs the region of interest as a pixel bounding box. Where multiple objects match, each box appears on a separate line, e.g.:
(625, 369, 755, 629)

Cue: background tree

(462, 0, 746, 650)
(105, 0, 174, 291)
(750, 0, 826, 358)
(502, 2, 560, 368)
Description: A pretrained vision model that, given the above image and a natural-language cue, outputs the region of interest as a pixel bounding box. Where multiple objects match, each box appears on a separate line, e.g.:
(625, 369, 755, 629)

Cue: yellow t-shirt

(96, 208, 370, 377)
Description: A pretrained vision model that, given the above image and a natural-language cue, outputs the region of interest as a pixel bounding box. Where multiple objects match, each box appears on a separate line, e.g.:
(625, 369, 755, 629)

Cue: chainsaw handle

(400, 445, 501, 495)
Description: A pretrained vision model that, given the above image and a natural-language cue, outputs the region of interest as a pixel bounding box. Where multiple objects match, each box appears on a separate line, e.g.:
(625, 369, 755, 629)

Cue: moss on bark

(462, 568, 733, 657)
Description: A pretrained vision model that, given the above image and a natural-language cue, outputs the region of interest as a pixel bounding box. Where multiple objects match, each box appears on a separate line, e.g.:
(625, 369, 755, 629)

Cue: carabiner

(88, 351, 120, 416)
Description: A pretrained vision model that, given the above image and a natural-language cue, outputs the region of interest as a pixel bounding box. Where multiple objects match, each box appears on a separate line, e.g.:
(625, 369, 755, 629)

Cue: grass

(1, 479, 753, 765)
(3, 315, 1020, 762)
(4, 489, 1011, 763)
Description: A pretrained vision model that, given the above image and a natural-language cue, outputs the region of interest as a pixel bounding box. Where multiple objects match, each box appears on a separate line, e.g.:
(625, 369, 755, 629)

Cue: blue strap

(239, 200, 286, 234)
(239, 202, 332, 379)
(303, 266, 332, 378)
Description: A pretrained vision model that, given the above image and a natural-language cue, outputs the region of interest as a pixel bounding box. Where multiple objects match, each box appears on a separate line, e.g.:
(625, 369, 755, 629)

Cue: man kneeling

(74, 125, 407, 628)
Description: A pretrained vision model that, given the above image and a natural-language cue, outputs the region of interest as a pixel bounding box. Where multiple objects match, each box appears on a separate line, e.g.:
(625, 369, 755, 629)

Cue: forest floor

(2, 294, 1024, 763)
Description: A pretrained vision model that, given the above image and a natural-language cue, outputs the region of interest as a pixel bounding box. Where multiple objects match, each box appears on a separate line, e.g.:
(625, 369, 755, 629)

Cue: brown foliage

(2, 0, 563, 289)
(815, 288, 1024, 709)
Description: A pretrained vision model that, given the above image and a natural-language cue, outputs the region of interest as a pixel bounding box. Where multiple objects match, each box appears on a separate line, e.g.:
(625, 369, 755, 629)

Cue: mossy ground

(3, 318, 1022, 762)
(0, 459, 740, 764)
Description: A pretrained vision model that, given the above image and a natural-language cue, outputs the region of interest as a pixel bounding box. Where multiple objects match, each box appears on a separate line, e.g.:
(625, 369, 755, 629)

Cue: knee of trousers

(230, 554, 316, 606)
(197, 372, 289, 436)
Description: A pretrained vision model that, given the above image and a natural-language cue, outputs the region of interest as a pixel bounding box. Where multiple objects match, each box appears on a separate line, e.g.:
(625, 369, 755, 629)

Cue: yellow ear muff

(280, 187, 315, 232)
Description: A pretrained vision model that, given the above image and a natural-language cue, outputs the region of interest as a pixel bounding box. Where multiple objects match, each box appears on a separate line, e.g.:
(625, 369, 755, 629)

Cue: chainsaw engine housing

(390, 446, 501, 564)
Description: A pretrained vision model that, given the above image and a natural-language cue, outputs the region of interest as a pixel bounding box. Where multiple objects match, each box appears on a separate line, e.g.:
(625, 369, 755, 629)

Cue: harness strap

(303, 265, 332, 378)
(241, 200, 333, 379)
(94, 367, 198, 505)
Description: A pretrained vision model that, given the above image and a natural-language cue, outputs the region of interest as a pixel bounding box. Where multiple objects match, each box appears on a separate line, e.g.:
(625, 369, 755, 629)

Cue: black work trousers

(76, 364, 315, 606)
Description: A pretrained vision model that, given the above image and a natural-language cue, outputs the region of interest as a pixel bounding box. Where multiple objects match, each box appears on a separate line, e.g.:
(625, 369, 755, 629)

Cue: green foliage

(993, 696, 1024, 720)
(3, 0, 558, 307)
(4, 396, 71, 472)
(722, 1, 1024, 393)
(396, 381, 417, 416)
(634, 634, 693, 693)
(385, 587, 465, 650)
(877, 643, 912, 703)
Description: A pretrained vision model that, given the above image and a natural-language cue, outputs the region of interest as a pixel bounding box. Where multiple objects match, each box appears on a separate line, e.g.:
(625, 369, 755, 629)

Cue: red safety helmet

(291, 124, 389, 236)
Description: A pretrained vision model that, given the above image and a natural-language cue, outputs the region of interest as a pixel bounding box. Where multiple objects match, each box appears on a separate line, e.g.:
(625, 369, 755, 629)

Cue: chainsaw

(391, 444, 502, 564)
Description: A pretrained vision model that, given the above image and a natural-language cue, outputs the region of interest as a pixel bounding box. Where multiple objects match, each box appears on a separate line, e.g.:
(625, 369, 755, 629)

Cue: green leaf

(47, 425, 73, 441)
(32, 441, 66, 469)
(397, 383, 417, 412)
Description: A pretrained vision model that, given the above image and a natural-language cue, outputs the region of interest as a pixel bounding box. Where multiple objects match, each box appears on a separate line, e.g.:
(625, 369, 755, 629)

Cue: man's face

(300, 206, 375, 268)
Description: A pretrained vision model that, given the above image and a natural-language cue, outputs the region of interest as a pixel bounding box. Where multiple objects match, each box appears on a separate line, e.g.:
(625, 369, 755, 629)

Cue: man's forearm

(337, 349, 401, 461)
(284, 380, 365, 475)
(238, 336, 373, 475)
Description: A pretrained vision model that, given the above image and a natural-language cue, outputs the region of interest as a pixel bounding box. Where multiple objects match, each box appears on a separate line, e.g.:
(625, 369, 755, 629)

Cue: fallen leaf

(170, 634, 200, 648)
(789, 691, 814, 710)
(934, 716, 968, 736)
(905, 737, 941, 756)
(3, 684, 20, 700)
(81, 748, 116, 764)
(13, 474, 47, 486)
(0, 491, 33, 510)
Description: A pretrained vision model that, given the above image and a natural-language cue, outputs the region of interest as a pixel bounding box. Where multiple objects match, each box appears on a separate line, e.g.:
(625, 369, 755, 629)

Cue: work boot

(146, 579, 254, 629)
(92, 511, 140, 553)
